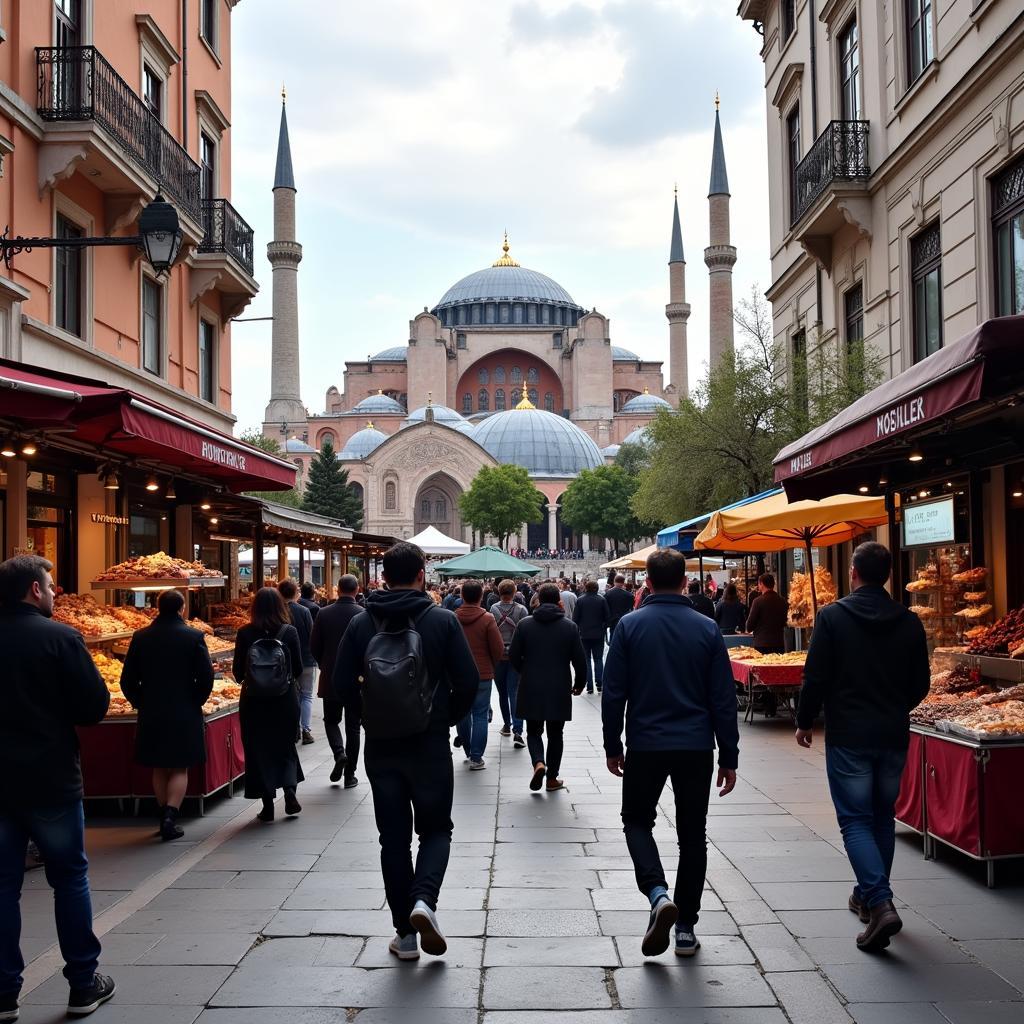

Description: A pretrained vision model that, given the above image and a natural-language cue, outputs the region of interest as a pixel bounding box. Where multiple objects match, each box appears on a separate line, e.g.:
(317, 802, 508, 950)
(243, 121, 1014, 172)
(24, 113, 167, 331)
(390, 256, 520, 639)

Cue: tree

(561, 465, 651, 549)
(458, 464, 544, 548)
(303, 439, 364, 528)
(239, 428, 283, 456)
(239, 427, 303, 508)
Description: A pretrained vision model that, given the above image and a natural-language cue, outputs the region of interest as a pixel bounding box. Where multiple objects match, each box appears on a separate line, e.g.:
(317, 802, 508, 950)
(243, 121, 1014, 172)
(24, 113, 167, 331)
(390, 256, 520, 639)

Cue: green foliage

(614, 441, 651, 478)
(239, 428, 302, 507)
(303, 439, 364, 528)
(239, 428, 283, 456)
(458, 464, 544, 547)
(561, 465, 652, 548)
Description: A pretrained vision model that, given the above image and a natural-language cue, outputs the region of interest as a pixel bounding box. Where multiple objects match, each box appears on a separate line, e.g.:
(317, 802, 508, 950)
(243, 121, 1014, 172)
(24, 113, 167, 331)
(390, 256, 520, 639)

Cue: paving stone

(612, 964, 776, 1008)
(18, 1008, 204, 1024)
(197, 852, 319, 872)
(484, 935, 619, 966)
(590, 888, 724, 912)
(170, 871, 239, 889)
(112, 909, 276, 934)
(25, 967, 232, 1006)
(199, 1012, 477, 1024)
(486, 909, 600, 936)
(280, 888, 386, 910)
(822, 962, 1021, 1003)
(87, 931, 163, 965)
(724, 899, 779, 925)
(754, 881, 860, 911)
(145, 888, 289, 911)
(483, 1013, 788, 1024)
(264, 908, 486, 937)
(847, 1005, 948, 1024)
(803, 930, 972, 966)
(599, 910, 738, 936)
(765, 970, 851, 1023)
(739, 924, 815, 972)
(239, 937, 328, 966)
(135, 933, 257, 965)
(933, 1003, 1024, 1024)
(487, 887, 594, 909)
(496, 827, 597, 843)
(483, 966, 611, 1009)
(915, 903, 1024, 940)
(357, 936, 482, 967)
(613, 933, 756, 968)
(962, 939, 1024, 991)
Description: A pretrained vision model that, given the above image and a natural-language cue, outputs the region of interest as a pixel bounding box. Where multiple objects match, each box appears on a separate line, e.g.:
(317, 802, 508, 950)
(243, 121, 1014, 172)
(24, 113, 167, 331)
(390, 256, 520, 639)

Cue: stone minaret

(704, 96, 737, 369)
(665, 187, 690, 397)
(263, 89, 306, 432)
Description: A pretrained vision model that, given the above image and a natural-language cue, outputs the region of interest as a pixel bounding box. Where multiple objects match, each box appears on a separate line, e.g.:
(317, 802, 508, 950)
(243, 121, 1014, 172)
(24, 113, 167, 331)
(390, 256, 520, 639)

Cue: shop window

(781, 0, 795, 42)
(143, 63, 162, 120)
(478, 367, 489, 385)
(478, 389, 489, 412)
(844, 282, 864, 391)
(839, 18, 860, 121)
(911, 222, 942, 362)
(456, 332, 467, 349)
(142, 275, 162, 376)
(791, 329, 808, 417)
(906, 0, 934, 85)
(786, 106, 801, 224)
(200, 0, 217, 52)
(544, 392, 554, 412)
(199, 318, 216, 402)
(993, 156, 1024, 316)
(552, 332, 562, 349)
(494, 388, 506, 411)
(54, 213, 83, 338)
(384, 481, 396, 510)
(462, 392, 472, 414)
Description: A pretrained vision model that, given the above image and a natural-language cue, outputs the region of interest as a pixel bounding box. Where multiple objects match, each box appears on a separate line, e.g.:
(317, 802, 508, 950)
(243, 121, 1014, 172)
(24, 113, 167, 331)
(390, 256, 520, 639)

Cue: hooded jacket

(456, 603, 505, 680)
(797, 585, 930, 749)
(509, 603, 587, 722)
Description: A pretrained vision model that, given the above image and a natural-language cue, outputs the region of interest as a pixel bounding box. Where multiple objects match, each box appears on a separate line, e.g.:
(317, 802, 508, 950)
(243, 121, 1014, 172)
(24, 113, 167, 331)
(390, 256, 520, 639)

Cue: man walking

(0, 556, 115, 1018)
(334, 543, 478, 961)
(573, 580, 610, 693)
(310, 575, 363, 788)
(604, 574, 633, 641)
(455, 582, 505, 770)
(557, 579, 577, 617)
(796, 542, 929, 952)
(279, 579, 317, 744)
(744, 573, 786, 654)
(492, 579, 529, 746)
(602, 548, 738, 959)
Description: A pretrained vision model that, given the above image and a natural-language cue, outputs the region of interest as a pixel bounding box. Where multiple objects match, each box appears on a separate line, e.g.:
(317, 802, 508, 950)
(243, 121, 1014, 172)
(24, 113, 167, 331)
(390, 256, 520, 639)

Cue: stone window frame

(136, 14, 179, 127)
(384, 478, 398, 512)
(197, 305, 218, 405)
(140, 268, 168, 379)
(52, 191, 94, 346)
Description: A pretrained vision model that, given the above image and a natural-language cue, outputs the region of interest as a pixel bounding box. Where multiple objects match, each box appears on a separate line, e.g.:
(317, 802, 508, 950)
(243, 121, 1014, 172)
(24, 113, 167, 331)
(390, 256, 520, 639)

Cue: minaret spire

(273, 90, 295, 191)
(666, 189, 691, 397)
(705, 96, 737, 371)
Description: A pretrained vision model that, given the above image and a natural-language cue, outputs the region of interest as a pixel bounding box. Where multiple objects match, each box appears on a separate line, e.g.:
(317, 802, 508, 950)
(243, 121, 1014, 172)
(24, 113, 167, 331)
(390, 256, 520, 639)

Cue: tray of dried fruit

(52, 593, 154, 645)
(92, 552, 225, 590)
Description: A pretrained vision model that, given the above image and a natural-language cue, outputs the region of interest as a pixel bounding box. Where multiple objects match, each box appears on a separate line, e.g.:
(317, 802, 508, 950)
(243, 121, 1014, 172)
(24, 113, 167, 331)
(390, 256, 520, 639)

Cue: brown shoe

(530, 762, 546, 791)
(856, 899, 902, 952)
(545, 779, 565, 792)
(848, 889, 869, 924)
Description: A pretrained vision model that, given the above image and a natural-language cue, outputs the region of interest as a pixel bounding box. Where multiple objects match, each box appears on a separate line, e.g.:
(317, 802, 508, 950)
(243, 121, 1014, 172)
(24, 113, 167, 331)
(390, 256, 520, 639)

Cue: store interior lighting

(145, 475, 160, 492)
(20, 439, 37, 456)
(0, 438, 16, 458)
(858, 485, 870, 493)
(165, 480, 177, 500)
(199, 500, 212, 510)
(98, 465, 121, 490)
(908, 448, 924, 462)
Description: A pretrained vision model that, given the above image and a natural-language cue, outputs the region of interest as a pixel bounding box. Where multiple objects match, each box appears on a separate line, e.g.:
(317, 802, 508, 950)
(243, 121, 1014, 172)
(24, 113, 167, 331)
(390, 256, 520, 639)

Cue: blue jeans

(582, 637, 604, 690)
(0, 801, 101, 994)
(297, 667, 316, 732)
(825, 746, 907, 909)
(457, 680, 492, 761)
(494, 661, 523, 734)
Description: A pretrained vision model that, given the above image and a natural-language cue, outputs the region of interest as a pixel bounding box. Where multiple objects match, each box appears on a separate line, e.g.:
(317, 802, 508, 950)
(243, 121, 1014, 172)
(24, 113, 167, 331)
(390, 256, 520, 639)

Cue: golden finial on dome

(377, 388, 384, 395)
(366, 421, 375, 429)
(427, 392, 433, 406)
(643, 386, 650, 394)
(492, 230, 521, 268)
(514, 395, 536, 411)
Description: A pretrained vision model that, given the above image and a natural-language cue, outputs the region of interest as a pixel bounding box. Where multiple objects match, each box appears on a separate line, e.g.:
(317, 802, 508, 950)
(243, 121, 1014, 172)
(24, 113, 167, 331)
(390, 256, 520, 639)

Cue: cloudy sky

(228, 0, 770, 434)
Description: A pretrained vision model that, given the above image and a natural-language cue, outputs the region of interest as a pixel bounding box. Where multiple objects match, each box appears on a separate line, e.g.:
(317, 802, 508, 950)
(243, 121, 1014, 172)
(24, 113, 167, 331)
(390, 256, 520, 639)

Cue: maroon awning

(774, 317, 1024, 496)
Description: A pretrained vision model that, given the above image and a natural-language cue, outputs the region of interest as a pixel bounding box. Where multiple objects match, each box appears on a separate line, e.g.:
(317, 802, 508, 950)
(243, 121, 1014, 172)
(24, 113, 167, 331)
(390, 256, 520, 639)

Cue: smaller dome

(338, 422, 389, 460)
(284, 436, 316, 454)
(452, 420, 477, 435)
(622, 426, 652, 447)
(473, 405, 604, 478)
(403, 403, 467, 426)
(601, 444, 621, 457)
(353, 391, 404, 415)
(621, 389, 672, 414)
(370, 346, 408, 362)
(612, 346, 639, 361)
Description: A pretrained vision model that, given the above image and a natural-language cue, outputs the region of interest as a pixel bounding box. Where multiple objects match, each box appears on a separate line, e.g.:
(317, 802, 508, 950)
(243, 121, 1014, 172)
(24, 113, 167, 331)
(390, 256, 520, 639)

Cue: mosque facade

(262, 100, 736, 549)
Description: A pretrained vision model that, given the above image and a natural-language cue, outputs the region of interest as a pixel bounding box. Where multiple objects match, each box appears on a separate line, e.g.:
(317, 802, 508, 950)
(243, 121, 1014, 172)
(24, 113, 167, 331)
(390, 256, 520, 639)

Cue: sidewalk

(16, 694, 1024, 1023)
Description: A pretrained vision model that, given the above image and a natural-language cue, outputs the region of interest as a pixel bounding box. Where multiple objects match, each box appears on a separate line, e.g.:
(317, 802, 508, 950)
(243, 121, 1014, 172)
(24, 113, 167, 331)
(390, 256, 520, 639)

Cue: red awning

(774, 317, 1024, 495)
(0, 359, 295, 492)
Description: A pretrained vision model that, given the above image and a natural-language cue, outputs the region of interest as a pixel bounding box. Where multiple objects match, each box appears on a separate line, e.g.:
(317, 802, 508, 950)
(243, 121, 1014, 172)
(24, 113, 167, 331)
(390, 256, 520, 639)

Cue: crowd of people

(508, 547, 587, 561)
(0, 536, 931, 1015)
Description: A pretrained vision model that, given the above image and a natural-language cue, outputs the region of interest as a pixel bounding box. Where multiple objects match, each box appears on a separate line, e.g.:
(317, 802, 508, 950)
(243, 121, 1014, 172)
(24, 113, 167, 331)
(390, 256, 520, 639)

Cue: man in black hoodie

(796, 542, 930, 953)
(334, 543, 478, 962)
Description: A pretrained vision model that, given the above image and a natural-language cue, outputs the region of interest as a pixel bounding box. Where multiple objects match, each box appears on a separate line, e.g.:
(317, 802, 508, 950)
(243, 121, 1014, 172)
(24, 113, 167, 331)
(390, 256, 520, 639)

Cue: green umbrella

(434, 546, 542, 579)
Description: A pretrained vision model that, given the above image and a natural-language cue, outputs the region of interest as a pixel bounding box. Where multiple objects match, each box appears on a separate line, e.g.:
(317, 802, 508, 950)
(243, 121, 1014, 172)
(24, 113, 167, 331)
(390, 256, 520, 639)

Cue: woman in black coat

(509, 583, 587, 792)
(120, 589, 215, 841)
(233, 587, 305, 822)
(714, 583, 748, 635)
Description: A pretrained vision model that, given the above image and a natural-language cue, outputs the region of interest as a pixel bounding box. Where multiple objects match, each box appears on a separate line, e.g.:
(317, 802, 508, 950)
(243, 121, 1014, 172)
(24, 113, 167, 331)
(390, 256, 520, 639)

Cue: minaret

(704, 95, 737, 369)
(263, 87, 306, 431)
(665, 186, 690, 397)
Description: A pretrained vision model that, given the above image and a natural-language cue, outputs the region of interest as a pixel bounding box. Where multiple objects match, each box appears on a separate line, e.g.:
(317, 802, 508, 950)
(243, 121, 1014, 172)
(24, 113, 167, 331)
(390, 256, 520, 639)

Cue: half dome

(612, 347, 639, 361)
(621, 391, 672, 414)
(473, 405, 603, 478)
(353, 391, 404, 415)
(403, 404, 467, 427)
(284, 437, 316, 454)
(338, 423, 389, 460)
(369, 346, 408, 362)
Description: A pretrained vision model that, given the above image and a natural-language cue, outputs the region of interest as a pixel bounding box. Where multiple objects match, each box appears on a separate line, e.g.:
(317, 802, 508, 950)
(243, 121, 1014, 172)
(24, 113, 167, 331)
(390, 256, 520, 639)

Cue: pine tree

(303, 440, 364, 528)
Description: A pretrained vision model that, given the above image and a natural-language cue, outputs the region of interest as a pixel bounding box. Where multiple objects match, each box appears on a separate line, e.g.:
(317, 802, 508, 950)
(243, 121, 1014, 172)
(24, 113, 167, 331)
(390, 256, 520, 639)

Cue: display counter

(729, 652, 806, 723)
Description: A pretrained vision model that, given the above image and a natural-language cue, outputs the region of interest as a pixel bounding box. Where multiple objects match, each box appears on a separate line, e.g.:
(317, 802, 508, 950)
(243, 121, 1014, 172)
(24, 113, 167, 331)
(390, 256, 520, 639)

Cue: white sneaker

(469, 758, 486, 770)
(388, 933, 420, 961)
(409, 899, 448, 956)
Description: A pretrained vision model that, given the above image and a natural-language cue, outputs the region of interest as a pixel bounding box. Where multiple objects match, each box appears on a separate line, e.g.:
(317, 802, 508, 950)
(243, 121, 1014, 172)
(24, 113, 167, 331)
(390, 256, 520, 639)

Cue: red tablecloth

(730, 659, 804, 687)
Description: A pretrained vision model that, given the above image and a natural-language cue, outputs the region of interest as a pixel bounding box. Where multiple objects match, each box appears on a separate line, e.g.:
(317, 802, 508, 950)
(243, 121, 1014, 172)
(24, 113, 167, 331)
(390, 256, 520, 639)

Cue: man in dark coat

(298, 581, 321, 621)
(279, 579, 317, 745)
(602, 547, 739, 960)
(310, 574, 363, 788)
(334, 542, 478, 962)
(0, 555, 115, 1018)
(796, 542, 930, 953)
(573, 580, 610, 693)
(120, 589, 214, 841)
(744, 573, 787, 653)
(604, 574, 634, 640)
(509, 583, 587, 792)
(687, 579, 716, 619)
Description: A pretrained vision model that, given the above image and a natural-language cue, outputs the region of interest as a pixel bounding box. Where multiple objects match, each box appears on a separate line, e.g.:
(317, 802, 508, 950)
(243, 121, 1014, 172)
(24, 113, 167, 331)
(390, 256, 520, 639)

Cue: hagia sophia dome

(338, 423, 388, 460)
(621, 389, 672, 414)
(352, 390, 405, 415)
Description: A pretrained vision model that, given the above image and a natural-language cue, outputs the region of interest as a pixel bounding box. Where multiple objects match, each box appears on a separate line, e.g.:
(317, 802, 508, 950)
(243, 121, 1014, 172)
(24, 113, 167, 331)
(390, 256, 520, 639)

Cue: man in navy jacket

(602, 547, 738, 960)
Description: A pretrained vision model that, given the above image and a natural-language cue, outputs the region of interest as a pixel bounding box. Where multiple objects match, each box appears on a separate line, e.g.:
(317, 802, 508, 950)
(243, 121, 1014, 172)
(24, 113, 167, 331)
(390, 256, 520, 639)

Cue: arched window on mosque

(478, 367, 489, 385)
(385, 481, 397, 511)
(478, 389, 490, 412)
(421, 499, 431, 520)
(527, 367, 539, 384)
(435, 498, 446, 519)
(462, 393, 472, 414)
(494, 388, 506, 411)
(511, 388, 522, 405)
(511, 366, 522, 385)
(528, 388, 538, 406)
(544, 392, 555, 412)
(494, 366, 505, 384)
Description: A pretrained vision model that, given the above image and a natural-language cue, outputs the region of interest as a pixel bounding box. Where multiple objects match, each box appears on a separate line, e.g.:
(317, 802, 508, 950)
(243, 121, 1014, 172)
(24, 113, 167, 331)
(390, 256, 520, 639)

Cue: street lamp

(1, 194, 182, 274)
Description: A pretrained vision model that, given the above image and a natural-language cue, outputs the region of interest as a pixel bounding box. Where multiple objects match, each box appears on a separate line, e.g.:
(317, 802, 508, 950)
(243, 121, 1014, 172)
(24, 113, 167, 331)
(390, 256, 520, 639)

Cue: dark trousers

(526, 720, 565, 779)
(582, 637, 604, 690)
(364, 732, 454, 936)
(322, 697, 360, 776)
(494, 660, 523, 733)
(621, 749, 714, 928)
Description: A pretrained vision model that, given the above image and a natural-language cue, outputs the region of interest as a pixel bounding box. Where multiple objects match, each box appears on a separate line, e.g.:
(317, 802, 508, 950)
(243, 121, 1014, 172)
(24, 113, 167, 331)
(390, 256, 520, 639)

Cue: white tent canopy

(407, 525, 470, 556)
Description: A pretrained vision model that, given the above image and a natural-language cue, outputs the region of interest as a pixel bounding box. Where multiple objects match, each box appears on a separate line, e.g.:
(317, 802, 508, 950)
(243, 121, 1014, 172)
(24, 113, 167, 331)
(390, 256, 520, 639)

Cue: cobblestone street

(16, 694, 1024, 1023)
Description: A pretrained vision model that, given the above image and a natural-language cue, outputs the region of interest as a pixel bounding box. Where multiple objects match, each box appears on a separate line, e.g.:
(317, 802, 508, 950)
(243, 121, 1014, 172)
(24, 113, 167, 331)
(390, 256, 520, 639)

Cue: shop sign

(201, 440, 247, 472)
(875, 396, 926, 439)
(902, 496, 956, 548)
(91, 513, 130, 526)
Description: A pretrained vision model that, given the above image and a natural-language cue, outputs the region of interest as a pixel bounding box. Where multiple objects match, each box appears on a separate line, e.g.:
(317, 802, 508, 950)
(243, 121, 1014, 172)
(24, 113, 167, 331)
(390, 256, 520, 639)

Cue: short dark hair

(382, 542, 425, 586)
(498, 579, 516, 597)
(251, 586, 290, 633)
(0, 554, 53, 606)
(646, 548, 686, 591)
(157, 589, 185, 616)
(759, 573, 776, 590)
(585, 579, 599, 593)
(852, 541, 892, 587)
(687, 579, 701, 595)
(338, 573, 359, 595)
(278, 578, 298, 600)
(300, 581, 315, 599)
(537, 583, 561, 605)
(462, 580, 483, 604)
(614, 574, 625, 585)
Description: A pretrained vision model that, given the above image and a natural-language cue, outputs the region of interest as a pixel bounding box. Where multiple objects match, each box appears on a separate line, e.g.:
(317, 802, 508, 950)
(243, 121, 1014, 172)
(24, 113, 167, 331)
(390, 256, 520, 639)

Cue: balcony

(36, 46, 202, 234)
(790, 120, 871, 271)
(199, 198, 254, 277)
(191, 198, 259, 322)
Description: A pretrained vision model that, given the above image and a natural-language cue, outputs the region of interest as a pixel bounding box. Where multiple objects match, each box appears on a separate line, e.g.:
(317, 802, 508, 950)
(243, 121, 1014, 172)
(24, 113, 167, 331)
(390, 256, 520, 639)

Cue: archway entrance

(414, 473, 463, 539)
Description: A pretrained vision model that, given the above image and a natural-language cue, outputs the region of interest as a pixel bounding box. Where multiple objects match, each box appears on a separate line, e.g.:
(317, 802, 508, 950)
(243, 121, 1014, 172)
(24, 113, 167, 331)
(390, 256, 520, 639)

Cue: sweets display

(728, 646, 762, 661)
(755, 651, 807, 667)
(201, 679, 242, 716)
(966, 607, 1024, 657)
(94, 552, 222, 583)
(53, 593, 129, 637)
(952, 567, 988, 585)
(210, 597, 252, 632)
(205, 634, 234, 657)
(787, 566, 837, 628)
(905, 551, 990, 648)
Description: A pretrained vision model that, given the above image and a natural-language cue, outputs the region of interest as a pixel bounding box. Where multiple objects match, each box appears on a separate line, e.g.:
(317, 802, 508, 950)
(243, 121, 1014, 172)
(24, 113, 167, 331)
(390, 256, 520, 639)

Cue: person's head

(157, 589, 185, 618)
(645, 548, 687, 594)
(498, 579, 516, 600)
(0, 554, 55, 615)
(278, 578, 298, 601)
(300, 581, 315, 600)
(851, 541, 892, 589)
(338, 573, 359, 597)
(251, 586, 290, 632)
(614, 574, 625, 588)
(687, 579, 701, 596)
(537, 582, 561, 606)
(724, 582, 739, 603)
(758, 573, 776, 593)
(462, 580, 483, 605)
(585, 579, 599, 594)
(382, 541, 426, 590)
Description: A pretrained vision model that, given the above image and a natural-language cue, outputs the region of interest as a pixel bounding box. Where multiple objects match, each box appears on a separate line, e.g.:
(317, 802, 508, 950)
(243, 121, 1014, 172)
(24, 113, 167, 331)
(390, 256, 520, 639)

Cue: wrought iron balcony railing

(791, 120, 870, 227)
(198, 198, 255, 277)
(36, 46, 201, 224)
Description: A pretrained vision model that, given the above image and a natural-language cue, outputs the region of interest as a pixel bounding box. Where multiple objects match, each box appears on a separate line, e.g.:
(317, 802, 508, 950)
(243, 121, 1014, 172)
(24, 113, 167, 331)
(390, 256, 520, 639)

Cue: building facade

(738, 0, 1024, 391)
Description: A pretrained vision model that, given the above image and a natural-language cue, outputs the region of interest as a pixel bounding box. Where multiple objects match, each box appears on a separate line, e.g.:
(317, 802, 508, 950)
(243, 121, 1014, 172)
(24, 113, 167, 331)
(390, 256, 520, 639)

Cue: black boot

(284, 787, 302, 816)
(257, 796, 275, 823)
(160, 805, 184, 842)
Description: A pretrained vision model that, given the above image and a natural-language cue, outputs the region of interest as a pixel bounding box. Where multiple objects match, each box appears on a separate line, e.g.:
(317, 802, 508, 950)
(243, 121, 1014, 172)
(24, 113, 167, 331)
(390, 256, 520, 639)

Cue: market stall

(726, 647, 807, 723)
(435, 545, 541, 579)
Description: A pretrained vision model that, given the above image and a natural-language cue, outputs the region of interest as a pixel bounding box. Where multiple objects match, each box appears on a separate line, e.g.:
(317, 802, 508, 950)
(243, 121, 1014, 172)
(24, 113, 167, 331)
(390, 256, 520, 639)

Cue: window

(478, 367, 489, 385)
(839, 19, 860, 120)
(199, 319, 215, 402)
(456, 332, 466, 349)
(787, 106, 801, 222)
(511, 366, 522, 385)
(844, 283, 865, 392)
(462, 393, 472, 414)
(993, 157, 1024, 316)
(527, 366, 539, 384)
(54, 214, 83, 337)
(143, 64, 162, 119)
(435, 499, 446, 520)
(791, 329, 808, 417)
(781, 0, 796, 42)
(911, 222, 942, 361)
(478, 389, 489, 412)
(528, 388, 538, 406)
(494, 388, 506, 411)
(142, 276, 162, 375)
(199, 131, 216, 200)
(494, 366, 505, 384)
(385, 481, 396, 510)
(544, 392, 555, 413)
(906, 0, 934, 84)
(55, 0, 80, 47)
(200, 0, 216, 49)
(421, 499, 431, 520)
(511, 388, 522, 405)
(552, 332, 562, 349)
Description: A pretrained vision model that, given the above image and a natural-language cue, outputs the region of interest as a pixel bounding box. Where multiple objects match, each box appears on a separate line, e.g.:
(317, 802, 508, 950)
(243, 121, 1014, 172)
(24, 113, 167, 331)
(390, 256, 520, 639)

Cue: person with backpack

(233, 588, 305, 823)
(333, 542, 478, 962)
(278, 579, 317, 745)
(491, 579, 529, 746)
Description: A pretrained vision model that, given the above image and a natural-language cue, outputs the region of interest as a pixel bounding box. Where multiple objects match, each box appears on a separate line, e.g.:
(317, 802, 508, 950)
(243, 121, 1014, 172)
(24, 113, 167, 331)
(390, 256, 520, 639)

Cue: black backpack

(360, 606, 436, 738)
(244, 625, 292, 698)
